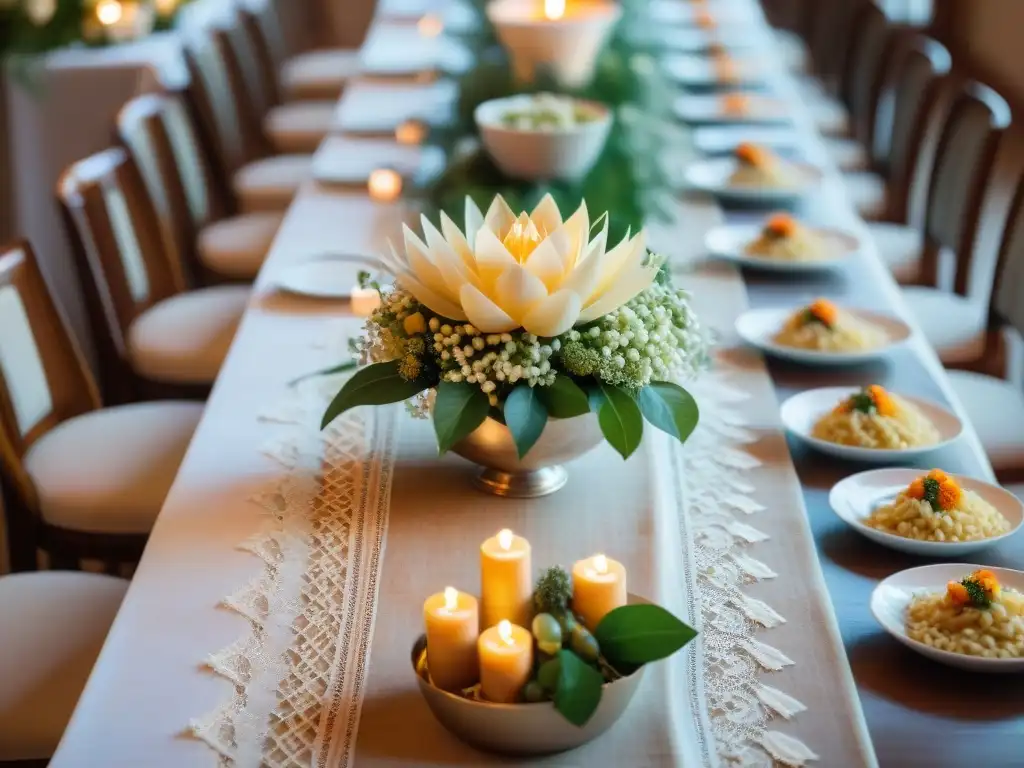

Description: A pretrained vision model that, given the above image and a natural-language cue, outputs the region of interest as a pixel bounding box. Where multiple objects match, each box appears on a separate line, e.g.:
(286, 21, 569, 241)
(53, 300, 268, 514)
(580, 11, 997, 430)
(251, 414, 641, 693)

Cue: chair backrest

(240, 0, 287, 105)
(217, 16, 275, 158)
(0, 241, 100, 504)
(841, 2, 892, 147)
(922, 80, 1012, 297)
(875, 34, 952, 223)
(58, 148, 181, 378)
(992, 166, 1024, 340)
(117, 93, 227, 286)
(809, 0, 866, 91)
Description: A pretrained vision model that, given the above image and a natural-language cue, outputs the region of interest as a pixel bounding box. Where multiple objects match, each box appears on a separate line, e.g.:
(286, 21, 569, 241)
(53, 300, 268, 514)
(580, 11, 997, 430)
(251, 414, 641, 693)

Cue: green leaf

(553, 649, 604, 727)
(588, 382, 643, 459)
(637, 381, 699, 443)
(594, 604, 698, 667)
(503, 385, 549, 459)
(289, 360, 356, 387)
(539, 375, 590, 419)
(321, 361, 428, 429)
(433, 381, 490, 454)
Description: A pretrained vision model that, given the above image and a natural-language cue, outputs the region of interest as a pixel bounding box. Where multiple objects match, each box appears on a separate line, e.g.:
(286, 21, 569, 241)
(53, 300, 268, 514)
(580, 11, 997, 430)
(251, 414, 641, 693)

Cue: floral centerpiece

(322, 194, 707, 494)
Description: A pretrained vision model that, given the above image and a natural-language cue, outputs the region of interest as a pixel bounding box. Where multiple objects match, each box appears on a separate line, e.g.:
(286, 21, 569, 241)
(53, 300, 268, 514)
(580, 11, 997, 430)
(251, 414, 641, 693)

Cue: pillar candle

(572, 554, 627, 631)
(480, 529, 532, 629)
(423, 587, 479, 692)
(478, 620, 533, 703)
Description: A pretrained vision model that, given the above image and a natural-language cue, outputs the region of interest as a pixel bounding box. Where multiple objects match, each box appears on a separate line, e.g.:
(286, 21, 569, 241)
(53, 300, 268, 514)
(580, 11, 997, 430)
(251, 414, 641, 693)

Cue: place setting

(674, 91, 793, 125)
(707, 212, 861, 273)
(662, 52, 773, 90)
(273, 254, 383, 304)
(683, 141, 824, 206)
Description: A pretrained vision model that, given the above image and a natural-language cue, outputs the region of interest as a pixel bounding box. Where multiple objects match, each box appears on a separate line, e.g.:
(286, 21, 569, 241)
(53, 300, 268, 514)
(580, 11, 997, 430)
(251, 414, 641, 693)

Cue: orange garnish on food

(735, 142, 771, 167)
(714, 54, 739, 84)
(765, 213, 799, 238)
(805, 298, 837, 327)
(906, 478, 926, 500)
(908, 469, 963, 511)
(722, 93, 750, 116)
(696, 10, 716, 28)
(947, 581, 970, 606)
(928, 469, 950, 484)
(937, 479, 962, 511)
(973, 570, 1001, 597)
(866, 385, 896, 417)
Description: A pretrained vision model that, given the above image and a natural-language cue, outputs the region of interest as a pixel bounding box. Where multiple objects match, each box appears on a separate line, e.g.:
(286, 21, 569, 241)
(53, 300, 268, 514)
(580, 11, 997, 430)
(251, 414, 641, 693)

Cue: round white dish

(735, 306, 912, 365)
(779, 386, 963, 462)
(648, 26, 768, 53)
(871, 563, 1024, 672)
(275, 255, 381, 299)
(474, 95, 612, 182)
(692, 125, 800, 154)
(674, 94, 791, 125)
(683, 157, 822, 205)
(706, 222, 859, 272)
(662, 53, 768, 88)
(830, 468, 1024, 556)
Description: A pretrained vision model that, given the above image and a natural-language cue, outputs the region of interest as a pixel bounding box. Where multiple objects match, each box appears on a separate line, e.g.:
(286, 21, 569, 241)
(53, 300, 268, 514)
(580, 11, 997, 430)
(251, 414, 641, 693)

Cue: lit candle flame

(368, 168, 402, 202)
(443, 586, 459, 611)
(96, 0, 124, 25)
(593, 554, 608, 574)
(497, 528, 514, 551)
(498, 620, 515, 645)
(395, 120, 426, 146)
(544, 0, 565, 21)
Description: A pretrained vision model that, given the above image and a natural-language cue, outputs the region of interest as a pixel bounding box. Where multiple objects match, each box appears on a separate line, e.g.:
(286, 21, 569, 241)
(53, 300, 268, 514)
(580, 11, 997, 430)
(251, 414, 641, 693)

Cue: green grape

(532, 613, 563, 655)
(557, 611, 578, 639)
(536, 656, 562, 693)
(570, 624, 600, 663)
(522, 680, 547, 703)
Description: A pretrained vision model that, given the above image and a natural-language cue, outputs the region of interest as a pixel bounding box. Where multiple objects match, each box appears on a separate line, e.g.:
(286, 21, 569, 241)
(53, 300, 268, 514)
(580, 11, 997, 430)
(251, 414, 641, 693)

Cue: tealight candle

(572, 554, 627, 631)
(395, 119, 427, 146)
(368, 168, 403, 202)
(423, 587, 480, 692)
(350, 286, 381, 316)
(480, 529, 532, 629)
(478, 620, 533, 703)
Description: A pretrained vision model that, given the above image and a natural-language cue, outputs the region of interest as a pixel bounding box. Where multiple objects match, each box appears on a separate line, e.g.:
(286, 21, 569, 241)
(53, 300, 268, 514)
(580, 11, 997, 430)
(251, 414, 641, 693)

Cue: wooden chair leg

(3, 494, 40, 573)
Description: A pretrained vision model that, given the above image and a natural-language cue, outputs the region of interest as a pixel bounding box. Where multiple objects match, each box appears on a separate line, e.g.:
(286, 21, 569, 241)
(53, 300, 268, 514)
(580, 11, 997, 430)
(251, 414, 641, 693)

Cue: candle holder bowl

(411, 638, 646, 756)
(474, 95, 613, 182)
(451, 413, 604, 497)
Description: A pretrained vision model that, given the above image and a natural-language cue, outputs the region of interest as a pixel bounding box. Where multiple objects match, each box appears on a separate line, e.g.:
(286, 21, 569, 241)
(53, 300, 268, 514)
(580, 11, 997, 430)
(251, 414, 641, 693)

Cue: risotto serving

(744, 214, 827, 262)
(907, 570, 1024, 659)
(867, 469, 1010, 542)
(729, 143, 797, 188)
(812, 385, 941, 449)
(773, 298, 889, 352)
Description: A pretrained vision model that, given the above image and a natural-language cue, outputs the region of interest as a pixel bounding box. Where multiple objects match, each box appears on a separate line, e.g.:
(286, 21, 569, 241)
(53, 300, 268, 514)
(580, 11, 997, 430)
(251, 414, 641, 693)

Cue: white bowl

(675, 94, 792, 125)
(735, 306, 912, 365)
(830, 468, 1024, 556)
(474, 95, 613, 182)
(779, 386, 964, 462)
(662, 53, 768, 88)
(683, 157, 822, 205)
(871, 564, 1024, 672)
(706, 223, 859, 273)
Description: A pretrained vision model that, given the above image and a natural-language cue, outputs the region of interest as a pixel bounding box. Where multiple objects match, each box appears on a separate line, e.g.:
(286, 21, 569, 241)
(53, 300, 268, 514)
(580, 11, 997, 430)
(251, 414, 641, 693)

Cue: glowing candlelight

(480, 529, 532, 629)
(423, 586, 479, 691)
(443, 586, 459, 612)
(544, 0, 565, 21)
(97, 0, 123, 25)
(572, 553, 627, 630)
(395, 119, 427, 146)
(367, 168, 402, 202)
(478, 619, 533, 702)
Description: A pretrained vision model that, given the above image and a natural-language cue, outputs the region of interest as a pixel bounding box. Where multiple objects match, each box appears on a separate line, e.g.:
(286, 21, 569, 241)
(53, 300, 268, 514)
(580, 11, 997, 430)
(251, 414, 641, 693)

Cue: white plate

(684, 157, 823, 205)
(780, 386, 963, 462)
(649, 0, 756, 26)
(693, 125, 800, 153)
(706, 223, 859, 272)
(675, 94, 791, 125)
(830, 468, 1024, 556)
(275, 256, 381, 299)
(871, 564, 1024, 672)
(662, 54, 768, 88)
(646, 26, 769, 52)
(736, 307, 912, 365)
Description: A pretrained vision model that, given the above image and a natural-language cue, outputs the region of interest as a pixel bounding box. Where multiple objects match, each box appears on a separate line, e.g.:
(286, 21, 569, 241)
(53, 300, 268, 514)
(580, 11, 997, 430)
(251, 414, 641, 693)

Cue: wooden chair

(117, 92, 282, 283)
(843, 34, 952, 226)
(0, 571, 127, 764)
(182, 21, 311, 214)
(58, 148, 249, 403)
(0, 241, 204, 571)
(800, 0, 866, 136)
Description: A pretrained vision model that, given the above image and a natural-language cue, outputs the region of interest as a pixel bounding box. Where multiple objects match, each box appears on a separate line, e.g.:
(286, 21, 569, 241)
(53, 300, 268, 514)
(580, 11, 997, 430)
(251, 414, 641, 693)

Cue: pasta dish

(773, 298, 888, 352)
(729, 142, 797, 188)
(745, 213, 827, 261)
(811, 384, 940, 449)
(907, 570, 1023, 659)
(867, 469, 1010, 542)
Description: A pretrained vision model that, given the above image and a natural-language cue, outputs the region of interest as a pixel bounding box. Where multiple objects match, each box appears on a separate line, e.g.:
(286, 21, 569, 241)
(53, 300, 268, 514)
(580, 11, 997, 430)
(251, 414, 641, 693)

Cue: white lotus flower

(383, 195, 655, 338)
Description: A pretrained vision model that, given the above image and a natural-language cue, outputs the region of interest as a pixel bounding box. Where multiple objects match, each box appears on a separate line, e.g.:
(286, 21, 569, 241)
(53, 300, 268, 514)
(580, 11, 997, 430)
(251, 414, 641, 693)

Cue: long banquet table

(51, 2, 1023, 767)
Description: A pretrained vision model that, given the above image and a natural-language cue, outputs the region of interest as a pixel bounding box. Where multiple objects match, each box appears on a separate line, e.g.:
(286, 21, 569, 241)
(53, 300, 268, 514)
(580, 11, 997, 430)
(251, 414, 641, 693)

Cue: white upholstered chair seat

(902, 287, 987, 365)
(774, 30, 809, 73)
(865, 222, 924, 283)
(128, 285, 249, 385)
(198, 211, 283, 280)
(281, 48, 360, 101)
(264, 100, 336, 155)
(842, 170, 888, 220)
(948, 370, 1024, 473)
(0, 572, 127, 761)
(24, 401, 203, 534)
(233, 154, 312, 213)
(824, 136, 869, 172)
